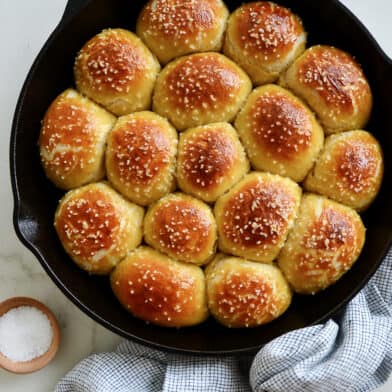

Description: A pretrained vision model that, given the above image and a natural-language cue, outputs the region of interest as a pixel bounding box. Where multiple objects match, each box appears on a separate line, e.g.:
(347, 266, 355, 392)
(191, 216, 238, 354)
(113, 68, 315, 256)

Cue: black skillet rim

(9, 0, 392, 355)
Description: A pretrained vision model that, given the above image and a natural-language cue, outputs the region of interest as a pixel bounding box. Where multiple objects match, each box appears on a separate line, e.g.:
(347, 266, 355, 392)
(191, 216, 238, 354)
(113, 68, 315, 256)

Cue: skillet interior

(10, 0, 392, 354)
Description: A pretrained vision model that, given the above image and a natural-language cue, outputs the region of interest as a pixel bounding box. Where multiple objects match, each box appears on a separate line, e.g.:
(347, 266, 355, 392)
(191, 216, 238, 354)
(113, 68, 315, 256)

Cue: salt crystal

(0, 306, 53, 362)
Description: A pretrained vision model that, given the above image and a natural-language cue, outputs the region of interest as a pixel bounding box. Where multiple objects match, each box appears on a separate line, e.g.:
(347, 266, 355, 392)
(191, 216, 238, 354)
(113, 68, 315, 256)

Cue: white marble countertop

(0, 1, 391, 391)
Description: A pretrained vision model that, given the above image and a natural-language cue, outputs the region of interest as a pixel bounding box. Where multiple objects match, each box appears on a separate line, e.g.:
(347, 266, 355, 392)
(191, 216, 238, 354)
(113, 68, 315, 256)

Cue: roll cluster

(40, 0, 383, 329)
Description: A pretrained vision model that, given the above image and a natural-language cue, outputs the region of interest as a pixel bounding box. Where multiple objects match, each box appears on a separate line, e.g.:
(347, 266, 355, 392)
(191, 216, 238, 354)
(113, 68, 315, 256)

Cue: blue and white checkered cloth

(56, 249, 392, 392)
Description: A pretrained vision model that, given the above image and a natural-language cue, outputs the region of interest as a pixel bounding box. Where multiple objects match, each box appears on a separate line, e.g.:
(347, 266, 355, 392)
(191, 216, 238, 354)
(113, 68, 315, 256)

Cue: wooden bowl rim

(0, 297, 61, 374)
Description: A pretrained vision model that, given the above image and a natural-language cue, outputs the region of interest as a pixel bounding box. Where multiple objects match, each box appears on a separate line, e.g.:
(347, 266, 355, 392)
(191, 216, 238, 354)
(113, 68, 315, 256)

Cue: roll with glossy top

(278, 194, 365, 294)
(144, 193, 217, 265)
(136, 0, 229, 64)
(235, 85, 324, 182)
(224, 1, 306, 85)
(177, 123, 249, 202)
(75, 28, 160, 116)
(153, 52, 252, 130)
(55, 182, 144, 275)
(206, 255, 292, 328)
(39, 89, 116, 190)
(111, 247, 208, 327)
(214, 172, 302, 263)
(280, 45, 372, 133)
(304, 130, 383, 211)
(106, 111, 177, 206)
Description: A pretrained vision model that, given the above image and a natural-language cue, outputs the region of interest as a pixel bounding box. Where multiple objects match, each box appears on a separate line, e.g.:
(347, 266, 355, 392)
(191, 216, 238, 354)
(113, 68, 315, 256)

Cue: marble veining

(0, 0, 390, 391)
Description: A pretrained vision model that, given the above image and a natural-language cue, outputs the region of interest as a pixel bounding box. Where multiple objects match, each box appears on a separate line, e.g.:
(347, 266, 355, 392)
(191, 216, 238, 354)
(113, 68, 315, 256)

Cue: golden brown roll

(280, 45, 372, 134)
(224, 2, 306, 85)
(54, 182, 144, 275)
(144, 193, 217, 265)
(278, 194, 365, 294)
(111, 246, 208, 327)
(214, 172, 301, 263)
(177, 123, 249, 202)
(304, 130, 383, 211)
(39, 89, 116, 190)
(136, 0, 229, 64)
(235, 85, 324, 182)
(153, 52, 252, 130)
(105, 111, 177, 206)
(74, 28, 160, 116)
(205, 255, 292, 328)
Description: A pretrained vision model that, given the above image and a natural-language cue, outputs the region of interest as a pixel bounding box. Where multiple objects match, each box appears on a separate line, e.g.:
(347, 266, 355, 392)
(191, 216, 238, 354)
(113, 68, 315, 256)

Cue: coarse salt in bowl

(0, 297, 60, 374)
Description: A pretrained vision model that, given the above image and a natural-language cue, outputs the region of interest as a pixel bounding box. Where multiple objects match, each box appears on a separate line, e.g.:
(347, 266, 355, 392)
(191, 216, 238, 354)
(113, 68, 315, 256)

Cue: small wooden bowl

(0, 297, 60, 374)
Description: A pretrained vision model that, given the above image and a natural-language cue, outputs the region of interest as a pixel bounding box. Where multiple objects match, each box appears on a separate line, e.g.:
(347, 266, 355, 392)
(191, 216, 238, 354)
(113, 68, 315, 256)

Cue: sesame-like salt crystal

(0, 306, 53, 362)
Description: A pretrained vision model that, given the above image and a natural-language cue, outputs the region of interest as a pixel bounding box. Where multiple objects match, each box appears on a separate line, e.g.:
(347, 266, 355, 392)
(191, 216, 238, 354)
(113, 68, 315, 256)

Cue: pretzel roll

(177, 123, 249, 202)
(304, 130, 383, 211)
(74, 28, 160, 116)
(214, 172, 301, 263)
(153, 52, 252, 130)
(278, 194, 365, 294)
(206, 256, 291, 328)
(235, 85, 324, 182)
(136, 0, 229, 64)
(280, 45, 372, 133)
(144, 193, 217, 265)
(224, 1, 306, 85)
(39, 89, 116, 190)
(106, 111, 177, 206)
(54, 183, 144, 275)
(111, 247, 208, 327)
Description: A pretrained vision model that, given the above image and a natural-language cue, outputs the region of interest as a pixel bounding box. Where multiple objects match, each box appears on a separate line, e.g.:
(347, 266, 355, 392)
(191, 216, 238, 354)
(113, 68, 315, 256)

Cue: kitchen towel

(55, 248, 392, 392)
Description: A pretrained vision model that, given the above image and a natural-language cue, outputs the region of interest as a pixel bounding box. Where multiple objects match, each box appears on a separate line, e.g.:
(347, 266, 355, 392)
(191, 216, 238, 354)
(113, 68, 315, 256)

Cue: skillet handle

(61, 0, 91, 24)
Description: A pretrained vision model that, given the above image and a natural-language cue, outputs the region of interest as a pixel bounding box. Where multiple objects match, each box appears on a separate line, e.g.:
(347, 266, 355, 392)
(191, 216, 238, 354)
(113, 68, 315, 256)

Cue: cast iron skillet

(10, 0, 392, 354)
